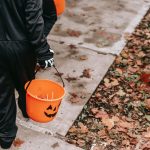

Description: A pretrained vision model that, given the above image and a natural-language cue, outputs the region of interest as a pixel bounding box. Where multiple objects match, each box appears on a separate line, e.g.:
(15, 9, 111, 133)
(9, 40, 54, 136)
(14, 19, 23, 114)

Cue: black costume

(0, 0, 56, 148)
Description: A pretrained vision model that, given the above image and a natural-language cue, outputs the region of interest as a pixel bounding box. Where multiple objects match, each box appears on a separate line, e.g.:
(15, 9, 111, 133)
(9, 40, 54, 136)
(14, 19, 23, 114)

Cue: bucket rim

(25, 79, 65, 102)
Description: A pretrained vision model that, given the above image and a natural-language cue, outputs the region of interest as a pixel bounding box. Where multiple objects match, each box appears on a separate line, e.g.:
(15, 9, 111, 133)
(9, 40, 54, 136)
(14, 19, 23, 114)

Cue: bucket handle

(25, 65, 65, 92)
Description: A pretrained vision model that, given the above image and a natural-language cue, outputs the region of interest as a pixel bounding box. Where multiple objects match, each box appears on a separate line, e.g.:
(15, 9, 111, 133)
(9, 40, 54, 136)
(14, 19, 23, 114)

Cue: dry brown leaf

(121, 51, 128, 59)
(124, 32, 131, 40)
(98, 129, 107, 137)
(91, 108, 99, 114)
(116, 89, 126, 96)
(65, 76, 77, 82)
(116, 127, 128, 133)
(80, 69, 92, 78)
(112, 116, 120, 122)
(95, 93, 101, 98)
(67, 29, 81, 37)
(112, 97, 121, 105)
(117, 121, 133, 129)
(51, 142, 59, 148)
(70, 93, 81, 103)
(140, 73, 150, 83)
(115, 57, 122, 64)
(143, 131, 150, 138)
(69, 126, 77, 133)
(141, 140, 150, 149)
(13, 138, 24, 147)
(95, 110, 109, 119)
(145, 99, 150, 109)
(55, 72, 64, 77)
(82, 6, 96, 11)
(136, 60, 142, 66)
(69, 44, 77, 49)
(78, 122, 88, 133)
(122, 140, 130, 146)
(79, 55, 88, 60)
(104, 78, 111, 88)
(102, 118, 115, 130)
(137, 51, 146, 58)
(76, 139, 85, 147)
(111, 78, 119, 86)
(116, 68, 123, 75)
(128, 66, 138, 73)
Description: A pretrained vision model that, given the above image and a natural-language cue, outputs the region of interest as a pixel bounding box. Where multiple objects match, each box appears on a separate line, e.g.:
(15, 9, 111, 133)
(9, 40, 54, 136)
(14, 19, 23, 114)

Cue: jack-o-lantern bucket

(54, 0, 65, 16)
(25, 78, 65, 123)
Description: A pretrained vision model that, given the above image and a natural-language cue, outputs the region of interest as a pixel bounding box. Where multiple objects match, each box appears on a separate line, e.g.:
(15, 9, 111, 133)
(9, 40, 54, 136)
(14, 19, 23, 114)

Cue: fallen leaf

(137, 51, 146, 58)
(116, 89, 126, 96)
(69, 44, 77, 49)
(121, 51, 128, 58)
(80, 69, 92, 78)
(76, 139, 85, 147)
(136, 60, 142, 66)
(143, 131, 150, 138)
(141, 140, 150, 149)
(112, 97, 121, 105)
(82, 6, 96, 11)
(98, 129, 107, 137)
(116, 68, 123, 75)
(112, 116, 120, 122)
(65, 76, 77, 82)
(78, 122, 88, 133)
(116, 127, 128, 133)
(55, 72, 64, 77)
(111, 78, 119, 86)
(104, 78, 111, 88)
(95, 93, 101, 98)
(117, 121, 133, 129)
(140, 73, 150, 83)
(122, 140, 130, 146)
(124, 32, 131, 40)
(69, 126, 77, 133)
(69, 93, 81, 103)
(79, 55, 88, 60)
(91, 108, 99, 114)
(145, 99, 150, 109)
(95, 110, 109, 119)
(51, 142, 59, 148)
(128, 66, 138, 73)
(102, 118, 115, 130)
(67, 29, 81, 37)
(13, 138, 24, 147)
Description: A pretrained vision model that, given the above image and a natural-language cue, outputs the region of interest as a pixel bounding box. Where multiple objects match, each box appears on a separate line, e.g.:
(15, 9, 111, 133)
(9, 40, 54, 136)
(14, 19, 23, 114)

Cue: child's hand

(37, 48, 54, 69)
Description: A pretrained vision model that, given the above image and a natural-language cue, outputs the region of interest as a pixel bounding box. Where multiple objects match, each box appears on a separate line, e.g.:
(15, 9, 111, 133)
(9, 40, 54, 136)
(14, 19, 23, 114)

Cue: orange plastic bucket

(54, 0, 65, 16)
(25, 79, 65, 123)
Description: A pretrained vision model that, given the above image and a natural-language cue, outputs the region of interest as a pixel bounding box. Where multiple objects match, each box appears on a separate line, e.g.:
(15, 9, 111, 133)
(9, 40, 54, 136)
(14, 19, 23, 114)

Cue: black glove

(37, 48, 54, 68)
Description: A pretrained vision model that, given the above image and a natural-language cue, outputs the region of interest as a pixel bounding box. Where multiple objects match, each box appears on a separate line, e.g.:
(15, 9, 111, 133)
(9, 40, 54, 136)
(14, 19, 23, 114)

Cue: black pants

(0, 41, 36, 148)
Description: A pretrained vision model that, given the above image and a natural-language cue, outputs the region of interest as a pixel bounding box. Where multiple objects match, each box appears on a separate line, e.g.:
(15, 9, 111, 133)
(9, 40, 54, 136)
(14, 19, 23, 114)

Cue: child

(43, 0, 66, 36)
(0, 0, 54, 148)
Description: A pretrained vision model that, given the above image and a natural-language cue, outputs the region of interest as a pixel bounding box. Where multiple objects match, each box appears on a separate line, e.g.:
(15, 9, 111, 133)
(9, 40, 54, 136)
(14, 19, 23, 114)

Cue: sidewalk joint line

(17, 117, 54, 136)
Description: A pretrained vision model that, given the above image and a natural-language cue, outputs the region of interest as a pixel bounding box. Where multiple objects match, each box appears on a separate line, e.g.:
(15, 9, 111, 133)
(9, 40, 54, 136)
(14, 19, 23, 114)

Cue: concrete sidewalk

(15, 1, 149, 150)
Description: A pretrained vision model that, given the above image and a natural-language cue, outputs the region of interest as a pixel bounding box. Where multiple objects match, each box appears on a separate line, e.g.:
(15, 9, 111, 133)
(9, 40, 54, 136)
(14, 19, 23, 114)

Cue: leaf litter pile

(66, 10, 150, 150)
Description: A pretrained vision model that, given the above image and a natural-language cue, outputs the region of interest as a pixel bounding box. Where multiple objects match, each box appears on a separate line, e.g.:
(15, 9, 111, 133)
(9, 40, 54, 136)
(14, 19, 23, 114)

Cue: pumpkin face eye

(53, 107, 56, 111)
(47, 105, 52, 110)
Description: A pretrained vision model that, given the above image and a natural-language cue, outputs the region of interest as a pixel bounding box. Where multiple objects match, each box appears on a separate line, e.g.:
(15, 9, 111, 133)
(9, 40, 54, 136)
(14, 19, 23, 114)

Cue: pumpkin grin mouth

(44, 112, 57, 118)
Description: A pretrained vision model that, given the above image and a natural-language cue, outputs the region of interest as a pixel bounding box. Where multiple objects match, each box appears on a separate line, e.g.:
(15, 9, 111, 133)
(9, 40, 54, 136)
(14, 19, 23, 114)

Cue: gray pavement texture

(49, 0, 149, 54)
(13, 0, 150, 150)
(5, 125, 82, 150)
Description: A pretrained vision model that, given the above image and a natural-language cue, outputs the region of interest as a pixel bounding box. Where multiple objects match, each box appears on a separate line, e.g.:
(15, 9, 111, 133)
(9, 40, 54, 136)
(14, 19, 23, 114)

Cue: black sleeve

(43, 0, 57, 36)
(25, 0, 50, 57)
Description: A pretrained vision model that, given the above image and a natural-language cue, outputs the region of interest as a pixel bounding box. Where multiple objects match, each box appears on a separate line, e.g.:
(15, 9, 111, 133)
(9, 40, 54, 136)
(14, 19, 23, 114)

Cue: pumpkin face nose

(44, 105, 58, 118)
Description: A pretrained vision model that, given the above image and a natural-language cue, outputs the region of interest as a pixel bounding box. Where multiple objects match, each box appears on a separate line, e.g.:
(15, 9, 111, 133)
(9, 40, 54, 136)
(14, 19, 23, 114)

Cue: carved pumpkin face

(44, 102, 61, 118)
